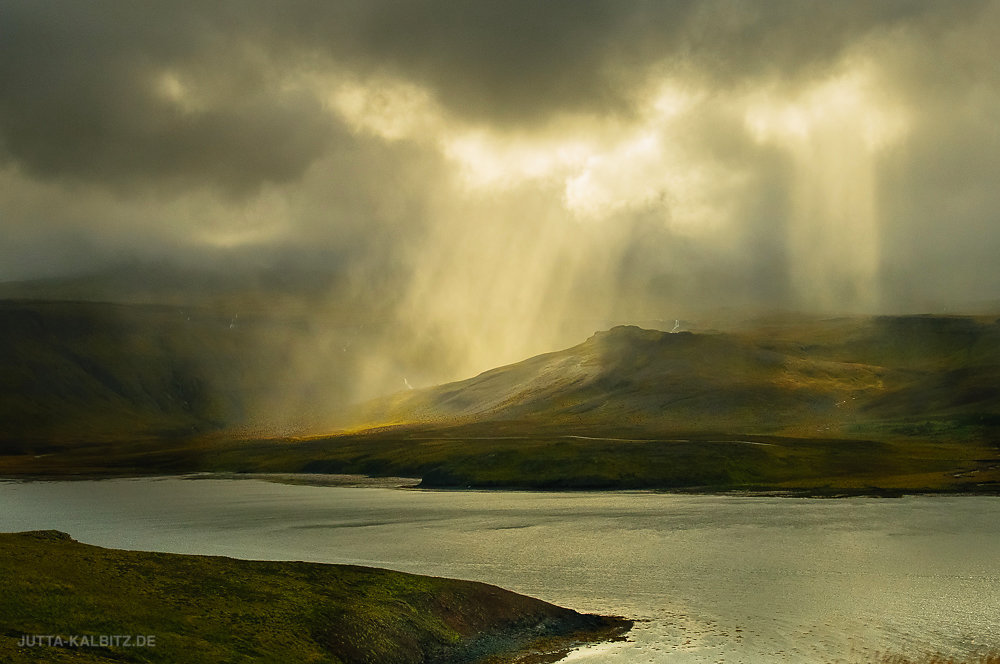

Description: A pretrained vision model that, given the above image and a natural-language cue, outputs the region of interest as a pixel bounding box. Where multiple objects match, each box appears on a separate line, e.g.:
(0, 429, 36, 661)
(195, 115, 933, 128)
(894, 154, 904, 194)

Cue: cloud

(1, 0, 1000, 402)
(873, 1, 1000, 310)
(303, 0, 988, 123)
(2, 1, 986, 195)
(0, 2, 339, 196)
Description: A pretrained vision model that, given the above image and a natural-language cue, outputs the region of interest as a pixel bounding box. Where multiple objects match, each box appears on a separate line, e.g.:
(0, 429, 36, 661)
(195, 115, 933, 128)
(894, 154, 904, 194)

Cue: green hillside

(0, 299, 357, 448)
(0, 531, 628, 663)
(1, 301, 228, 445)
(2, 302, 998, 492)
(350, 318, 1000, 441)
(273, 317, 999, 492)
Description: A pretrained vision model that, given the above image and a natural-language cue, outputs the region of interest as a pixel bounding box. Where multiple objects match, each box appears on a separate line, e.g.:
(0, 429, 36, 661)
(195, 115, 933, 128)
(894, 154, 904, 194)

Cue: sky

(2, 1, 1000, 394)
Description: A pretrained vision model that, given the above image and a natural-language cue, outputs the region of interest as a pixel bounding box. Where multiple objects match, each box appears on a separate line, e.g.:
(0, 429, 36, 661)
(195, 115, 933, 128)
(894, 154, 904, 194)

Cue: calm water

(2, 477, 999, 663)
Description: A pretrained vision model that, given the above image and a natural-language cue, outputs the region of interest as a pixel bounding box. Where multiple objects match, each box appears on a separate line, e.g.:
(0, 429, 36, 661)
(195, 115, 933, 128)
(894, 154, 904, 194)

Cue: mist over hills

(352, 317, 1000, 441)
(280, 316, 997, 492)
(2, 288, 998, 490)
(0, 296, 397, 447)
(0, 261, 450, 445)
(0, 300, 291, 445)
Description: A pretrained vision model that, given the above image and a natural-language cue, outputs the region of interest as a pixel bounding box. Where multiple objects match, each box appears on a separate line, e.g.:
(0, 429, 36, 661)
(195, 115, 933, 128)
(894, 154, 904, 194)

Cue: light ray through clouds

(745, 62, 911, 310)
(1, 0, 999, 402)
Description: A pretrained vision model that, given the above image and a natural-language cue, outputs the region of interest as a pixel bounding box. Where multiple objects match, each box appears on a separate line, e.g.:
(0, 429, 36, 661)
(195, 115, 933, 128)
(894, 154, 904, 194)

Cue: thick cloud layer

(2, 0, 999, 397)
(2, 1, 988, 189)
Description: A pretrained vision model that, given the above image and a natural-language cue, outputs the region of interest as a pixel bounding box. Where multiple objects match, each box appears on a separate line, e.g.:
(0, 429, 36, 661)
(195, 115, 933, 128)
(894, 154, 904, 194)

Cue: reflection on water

(1, 478, 998, 663)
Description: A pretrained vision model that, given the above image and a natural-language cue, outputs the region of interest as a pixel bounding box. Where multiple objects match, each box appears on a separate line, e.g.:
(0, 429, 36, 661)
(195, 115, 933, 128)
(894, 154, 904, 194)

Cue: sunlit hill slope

(2, 297, 999, 491)
(280, 317, 1000, 491)
(351, 319, 1000, 439)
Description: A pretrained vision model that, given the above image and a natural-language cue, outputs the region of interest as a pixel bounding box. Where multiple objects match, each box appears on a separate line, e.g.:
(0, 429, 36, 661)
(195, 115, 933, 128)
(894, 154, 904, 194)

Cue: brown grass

(880, 655, 1000, 664)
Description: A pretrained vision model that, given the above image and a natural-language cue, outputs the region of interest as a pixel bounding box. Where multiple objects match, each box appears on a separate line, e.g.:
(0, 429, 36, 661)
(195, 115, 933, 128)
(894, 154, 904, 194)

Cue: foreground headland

(0, 530, 630, 664)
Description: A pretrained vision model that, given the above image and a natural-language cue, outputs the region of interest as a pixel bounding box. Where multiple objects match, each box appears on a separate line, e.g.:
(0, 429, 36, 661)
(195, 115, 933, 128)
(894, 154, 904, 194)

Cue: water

(2, 477, 998, 663)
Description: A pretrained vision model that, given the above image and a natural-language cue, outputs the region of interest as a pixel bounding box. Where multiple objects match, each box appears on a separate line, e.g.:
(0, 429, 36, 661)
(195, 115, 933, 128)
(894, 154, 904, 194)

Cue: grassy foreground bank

(0, 531, 629, 664)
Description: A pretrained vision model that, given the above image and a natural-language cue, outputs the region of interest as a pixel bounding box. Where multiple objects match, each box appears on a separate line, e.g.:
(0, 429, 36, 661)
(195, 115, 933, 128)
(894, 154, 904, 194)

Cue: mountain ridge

(348, 322, 906, 437)
(3, 304, 999, 491)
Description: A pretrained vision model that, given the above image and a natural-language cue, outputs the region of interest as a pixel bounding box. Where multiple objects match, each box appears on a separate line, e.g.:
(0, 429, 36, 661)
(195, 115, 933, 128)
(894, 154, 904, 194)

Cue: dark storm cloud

(1, 0, 999, 322)
(1, 0, 999, 412)
(299, 0, 988, 123)
(0, 2, 334, 195)
(2, 0, 991, 195)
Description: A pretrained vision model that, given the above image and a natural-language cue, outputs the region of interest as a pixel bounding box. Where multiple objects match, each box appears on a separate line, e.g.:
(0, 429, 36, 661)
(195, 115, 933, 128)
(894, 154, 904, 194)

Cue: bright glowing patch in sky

(561, 131, 663, 218)
(444, 132, 591, 189)
(325, 74, 720, 235)
(326, 77, 443, 141)
(153, 71, 201, 113)
(744, 67, 909, 150)
(561, 83, 728, 237)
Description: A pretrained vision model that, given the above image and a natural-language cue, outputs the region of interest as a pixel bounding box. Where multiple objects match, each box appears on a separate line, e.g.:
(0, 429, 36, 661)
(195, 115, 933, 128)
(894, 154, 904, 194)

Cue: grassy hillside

(1, 301, 228, 445)
(352, 326, 869, 431)
(278, 316, 999, 492)
(0, 530, 629, 664)
(347, 318, 1000, 446)
(0, 299, 358, 447)
(2, 305, 998, 492)
(190, 426, 995, 494)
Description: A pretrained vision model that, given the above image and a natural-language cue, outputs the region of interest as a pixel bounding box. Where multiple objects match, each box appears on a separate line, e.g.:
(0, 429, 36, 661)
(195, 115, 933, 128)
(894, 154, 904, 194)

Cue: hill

(0, 530, 629, 663)
(2, 304, 998, 492)
(0, 298, 369, 450)
(267, 317, 999, 492)
(350, 318, 1000, 440)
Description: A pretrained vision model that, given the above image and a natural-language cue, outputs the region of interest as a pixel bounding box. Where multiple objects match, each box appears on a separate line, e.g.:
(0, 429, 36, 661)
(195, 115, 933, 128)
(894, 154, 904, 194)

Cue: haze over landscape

(3, 0, 1000, 414)
(4, 5, 1000, 663)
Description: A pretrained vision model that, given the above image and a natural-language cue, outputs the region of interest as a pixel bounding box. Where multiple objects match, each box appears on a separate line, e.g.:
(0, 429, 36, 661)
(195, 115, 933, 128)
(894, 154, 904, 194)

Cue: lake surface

(2, 477, 999, 663)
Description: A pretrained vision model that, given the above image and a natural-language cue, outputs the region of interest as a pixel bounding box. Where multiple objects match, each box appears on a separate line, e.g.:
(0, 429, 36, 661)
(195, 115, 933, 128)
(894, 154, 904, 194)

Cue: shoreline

(0, 530, 632, 664)
(4, 485, 999, 661)
(4, 470, 1000, 498)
